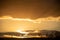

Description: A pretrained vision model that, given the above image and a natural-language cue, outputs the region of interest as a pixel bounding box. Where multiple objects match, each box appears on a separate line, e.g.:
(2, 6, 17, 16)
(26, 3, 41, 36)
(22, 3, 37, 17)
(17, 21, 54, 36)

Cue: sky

(0, 16, 60, 32)
(0, 0, 60, 32)
(0, 0, 60, 19)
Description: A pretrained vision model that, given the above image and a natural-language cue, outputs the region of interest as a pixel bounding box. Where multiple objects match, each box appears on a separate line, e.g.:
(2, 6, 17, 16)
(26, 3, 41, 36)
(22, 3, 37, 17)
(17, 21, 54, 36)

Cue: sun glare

(16, 30, 29, 34)
(16, 30, 22, 33)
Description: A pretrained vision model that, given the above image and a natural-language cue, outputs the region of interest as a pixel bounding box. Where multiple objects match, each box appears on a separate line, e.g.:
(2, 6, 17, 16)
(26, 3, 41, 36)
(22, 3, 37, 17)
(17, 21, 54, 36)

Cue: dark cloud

(0, 0, 60, 19)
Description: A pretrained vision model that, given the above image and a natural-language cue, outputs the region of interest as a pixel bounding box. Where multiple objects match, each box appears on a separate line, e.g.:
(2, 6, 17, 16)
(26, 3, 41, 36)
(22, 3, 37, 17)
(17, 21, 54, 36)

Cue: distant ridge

(0, 30, 60, 38)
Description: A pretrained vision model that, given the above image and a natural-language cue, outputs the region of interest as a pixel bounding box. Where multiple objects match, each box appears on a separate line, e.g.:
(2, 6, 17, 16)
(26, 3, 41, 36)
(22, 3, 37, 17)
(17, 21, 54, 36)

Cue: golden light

(0, 16, 12, 19)
(16, 30, 29, 34)
(34, 30, 39, 33)
(0, 16, 60, 32)
(3, 35, 12, 37)
(16, 30, 21, 33)
(36, 16, 60, 22)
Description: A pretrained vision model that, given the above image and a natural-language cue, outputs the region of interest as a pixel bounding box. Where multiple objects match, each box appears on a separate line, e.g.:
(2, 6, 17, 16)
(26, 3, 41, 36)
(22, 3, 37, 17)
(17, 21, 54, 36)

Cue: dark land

(0, 30, 60, 38)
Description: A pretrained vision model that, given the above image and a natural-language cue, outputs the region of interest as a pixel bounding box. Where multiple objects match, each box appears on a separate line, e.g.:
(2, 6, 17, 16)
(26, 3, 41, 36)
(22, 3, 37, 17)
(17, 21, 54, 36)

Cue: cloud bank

(0, 16, 60, 32)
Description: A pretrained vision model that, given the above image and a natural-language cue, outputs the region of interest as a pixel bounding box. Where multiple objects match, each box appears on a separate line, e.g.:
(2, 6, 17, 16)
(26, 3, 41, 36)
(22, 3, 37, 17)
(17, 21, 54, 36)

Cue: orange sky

(0, 0, 60, 19)
(0, 16, 60, 32)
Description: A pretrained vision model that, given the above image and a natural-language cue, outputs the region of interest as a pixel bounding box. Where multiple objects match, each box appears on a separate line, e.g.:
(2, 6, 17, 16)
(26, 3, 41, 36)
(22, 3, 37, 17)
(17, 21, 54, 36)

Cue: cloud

(0, 16, 60, 32)
(36, 16, 60, 22)
(0, 16, 60, 22)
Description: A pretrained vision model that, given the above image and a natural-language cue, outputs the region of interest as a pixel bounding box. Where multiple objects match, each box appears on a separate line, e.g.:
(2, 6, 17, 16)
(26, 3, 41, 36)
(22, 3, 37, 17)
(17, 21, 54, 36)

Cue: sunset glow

(0, 16, 60, 32)
(16, 30, 29, 34)
(0, 16, 60, 21)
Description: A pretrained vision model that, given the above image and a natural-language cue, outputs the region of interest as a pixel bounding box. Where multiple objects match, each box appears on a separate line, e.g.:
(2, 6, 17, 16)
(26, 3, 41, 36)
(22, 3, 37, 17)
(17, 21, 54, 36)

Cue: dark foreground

(0, 30, 60, 38)
(0, 38, 58, 40)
